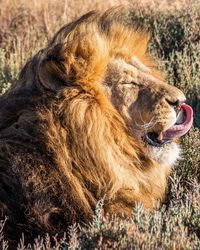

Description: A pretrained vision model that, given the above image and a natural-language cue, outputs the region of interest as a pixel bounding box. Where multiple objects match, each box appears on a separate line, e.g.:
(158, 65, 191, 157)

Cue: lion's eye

(122, 81, 140, 87)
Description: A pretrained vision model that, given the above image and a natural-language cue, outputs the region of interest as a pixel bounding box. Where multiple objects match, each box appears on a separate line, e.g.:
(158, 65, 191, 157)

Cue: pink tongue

(163, 103, 193, 139)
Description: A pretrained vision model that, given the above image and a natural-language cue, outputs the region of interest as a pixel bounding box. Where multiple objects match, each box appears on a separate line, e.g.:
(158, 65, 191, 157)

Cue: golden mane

(0, 8, 170, 241)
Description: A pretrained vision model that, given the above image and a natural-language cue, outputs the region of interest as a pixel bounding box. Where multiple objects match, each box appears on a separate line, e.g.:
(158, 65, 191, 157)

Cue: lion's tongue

(161, 103, 193, 140)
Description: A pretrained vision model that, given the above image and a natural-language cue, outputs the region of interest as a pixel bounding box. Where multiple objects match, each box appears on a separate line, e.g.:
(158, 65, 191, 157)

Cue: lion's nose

(166, 99, 183, 109)
(165, 88, 186, 109)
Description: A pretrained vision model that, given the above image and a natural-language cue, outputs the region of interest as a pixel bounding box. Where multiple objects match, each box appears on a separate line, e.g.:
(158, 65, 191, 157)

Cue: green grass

(0, 1, 200, 249)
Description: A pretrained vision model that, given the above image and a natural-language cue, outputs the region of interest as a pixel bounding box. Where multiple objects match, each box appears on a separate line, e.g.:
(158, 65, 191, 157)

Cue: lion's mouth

(144, 103, 193, 147)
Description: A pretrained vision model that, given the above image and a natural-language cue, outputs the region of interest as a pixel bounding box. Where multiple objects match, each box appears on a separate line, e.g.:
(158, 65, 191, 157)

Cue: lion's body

(0, 8, 186, 243)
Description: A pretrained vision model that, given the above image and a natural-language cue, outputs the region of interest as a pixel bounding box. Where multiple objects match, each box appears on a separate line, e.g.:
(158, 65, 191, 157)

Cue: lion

(0, 8, 193, 243)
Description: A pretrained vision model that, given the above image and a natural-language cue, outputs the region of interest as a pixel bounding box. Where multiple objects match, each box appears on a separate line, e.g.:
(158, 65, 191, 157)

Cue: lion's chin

(146, 141, 181, 168)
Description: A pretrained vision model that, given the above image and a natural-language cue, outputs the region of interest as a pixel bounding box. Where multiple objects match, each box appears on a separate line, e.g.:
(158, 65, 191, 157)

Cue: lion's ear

(38, 43, 73, 92)
(38, 54, 71, 92)
(38, 60, 67, 92)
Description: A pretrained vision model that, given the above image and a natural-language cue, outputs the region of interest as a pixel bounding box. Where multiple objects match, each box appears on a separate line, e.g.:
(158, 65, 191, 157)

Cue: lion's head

(104, 58, 193, 167)
(0, 8, 193, 239)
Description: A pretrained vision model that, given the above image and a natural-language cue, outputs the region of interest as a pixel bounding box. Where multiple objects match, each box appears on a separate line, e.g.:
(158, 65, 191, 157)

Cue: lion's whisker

(133, 112, 157, 131)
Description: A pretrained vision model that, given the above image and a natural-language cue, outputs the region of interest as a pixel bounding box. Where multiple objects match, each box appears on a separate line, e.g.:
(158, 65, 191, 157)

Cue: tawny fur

(0, 8, 184, 244)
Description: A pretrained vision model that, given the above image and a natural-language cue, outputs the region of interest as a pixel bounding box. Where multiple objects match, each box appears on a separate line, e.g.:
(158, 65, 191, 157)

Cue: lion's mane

(0, 8, 170, 242)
